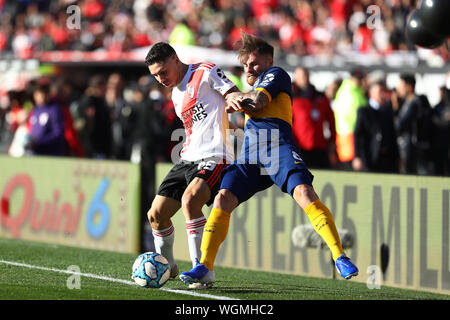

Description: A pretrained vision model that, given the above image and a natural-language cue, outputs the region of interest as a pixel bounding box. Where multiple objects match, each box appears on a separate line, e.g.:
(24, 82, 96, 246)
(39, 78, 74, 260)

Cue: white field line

(0, 259, 239, 300)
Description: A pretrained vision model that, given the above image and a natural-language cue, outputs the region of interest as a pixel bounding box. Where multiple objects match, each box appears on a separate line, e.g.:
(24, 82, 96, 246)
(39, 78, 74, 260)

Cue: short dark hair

(237, 31, 274, 63)
(400, 73, 416, 89)
(145, 42, 177, 66)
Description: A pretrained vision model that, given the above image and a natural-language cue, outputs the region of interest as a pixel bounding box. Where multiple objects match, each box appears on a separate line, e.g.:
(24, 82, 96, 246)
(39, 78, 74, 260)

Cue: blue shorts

(220, 143, 314, 204)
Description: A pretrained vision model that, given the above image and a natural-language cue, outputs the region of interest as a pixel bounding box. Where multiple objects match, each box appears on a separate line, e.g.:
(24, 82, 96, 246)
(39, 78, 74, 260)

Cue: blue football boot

(179, 259, 215, 286)
(335, 253, 359, 279)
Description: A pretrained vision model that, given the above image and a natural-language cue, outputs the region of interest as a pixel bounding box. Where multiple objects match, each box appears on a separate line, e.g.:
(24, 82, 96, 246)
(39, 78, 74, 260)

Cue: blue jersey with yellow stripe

(220, 66, 314, 203)
(245, 66, 293, 128)
(243, 66, 296, 150)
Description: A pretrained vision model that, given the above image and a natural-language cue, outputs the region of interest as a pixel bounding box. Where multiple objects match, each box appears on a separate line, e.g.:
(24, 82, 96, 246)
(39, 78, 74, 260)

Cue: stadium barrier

(2, 157, 449, 295)
(157, 163, 450, 295)
(0, 155, 140, 253)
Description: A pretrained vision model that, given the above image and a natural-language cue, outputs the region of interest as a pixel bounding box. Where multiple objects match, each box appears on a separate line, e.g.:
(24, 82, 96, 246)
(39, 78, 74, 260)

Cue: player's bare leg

(292, 184, 358, 279)
(181, 177, 211, 267)
(213, 188, 239, 213)
(147, 195, 181, 278)
(292, 183, 319, 208)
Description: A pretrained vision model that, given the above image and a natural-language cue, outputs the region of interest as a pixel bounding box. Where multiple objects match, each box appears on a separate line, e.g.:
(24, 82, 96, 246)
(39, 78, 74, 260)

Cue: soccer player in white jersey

(144, 42, 239, 279)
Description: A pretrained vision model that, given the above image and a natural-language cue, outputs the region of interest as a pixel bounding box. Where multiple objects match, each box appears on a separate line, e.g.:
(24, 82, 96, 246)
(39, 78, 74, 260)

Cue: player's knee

(147, 206, 164, 229)
(293, 184, 318, 208)
(293, 183, 313, 197)
(181, 190, 203, 213)
(213, 189, 238, 212)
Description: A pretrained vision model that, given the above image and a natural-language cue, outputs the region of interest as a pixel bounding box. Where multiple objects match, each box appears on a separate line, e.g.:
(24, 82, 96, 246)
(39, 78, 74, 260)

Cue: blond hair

(237, 31, 274, 64)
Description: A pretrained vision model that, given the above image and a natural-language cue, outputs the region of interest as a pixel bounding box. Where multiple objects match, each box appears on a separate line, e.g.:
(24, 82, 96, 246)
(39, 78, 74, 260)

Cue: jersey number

(197, 160, 217, 171)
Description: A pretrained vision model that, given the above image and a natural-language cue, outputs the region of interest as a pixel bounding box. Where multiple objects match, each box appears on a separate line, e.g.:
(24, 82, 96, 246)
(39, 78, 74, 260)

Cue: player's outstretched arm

(223, 86, 241, 113)
(223, 86, 240, 97)
(225, 90, 269, 113)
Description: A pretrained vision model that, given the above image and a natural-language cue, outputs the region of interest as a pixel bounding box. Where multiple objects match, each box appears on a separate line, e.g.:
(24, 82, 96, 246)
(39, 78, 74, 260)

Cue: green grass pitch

(0, 237, 449, 301)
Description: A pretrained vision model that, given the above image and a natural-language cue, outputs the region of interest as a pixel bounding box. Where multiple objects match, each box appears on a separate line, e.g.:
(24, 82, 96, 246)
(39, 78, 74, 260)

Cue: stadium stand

(0, 0, 447, 61)
(0, 0, 448, 176)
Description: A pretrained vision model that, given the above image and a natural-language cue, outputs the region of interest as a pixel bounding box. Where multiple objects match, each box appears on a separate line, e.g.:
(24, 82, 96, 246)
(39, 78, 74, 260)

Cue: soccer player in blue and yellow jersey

(180, 32, 358, 286)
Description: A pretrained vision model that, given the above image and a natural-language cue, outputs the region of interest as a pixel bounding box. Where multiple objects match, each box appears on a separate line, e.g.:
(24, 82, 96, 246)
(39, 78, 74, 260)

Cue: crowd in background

(4, 73, 183, 162)
(2, 67, 450, 177)
(0, 0, 448, 61)
(291, 67, 450, 176)
(0, 0, 449, 177)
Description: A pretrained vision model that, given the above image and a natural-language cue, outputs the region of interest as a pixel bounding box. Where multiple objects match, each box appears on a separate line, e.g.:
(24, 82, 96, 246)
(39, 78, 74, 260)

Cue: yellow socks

(200, 208, 231, 271)
(200, 201, 342, 270)
(304, 199, 344, 261)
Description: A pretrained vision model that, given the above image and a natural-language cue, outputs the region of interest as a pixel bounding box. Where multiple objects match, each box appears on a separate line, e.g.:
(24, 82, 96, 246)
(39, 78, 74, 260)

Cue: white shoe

(188, 282, 213, 289)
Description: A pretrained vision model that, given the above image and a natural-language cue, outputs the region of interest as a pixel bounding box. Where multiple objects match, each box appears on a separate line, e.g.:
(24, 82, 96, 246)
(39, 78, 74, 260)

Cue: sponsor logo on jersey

(260, 73, 274, 87)
(181, 103, 208, 130)
(292, 151, 303, 164)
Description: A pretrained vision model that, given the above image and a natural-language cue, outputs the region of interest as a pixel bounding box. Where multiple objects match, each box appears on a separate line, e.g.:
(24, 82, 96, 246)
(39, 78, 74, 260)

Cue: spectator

(353, 81, 399, 173)
(7, 90, 30, 157)
(138, 80, 164, 165)
(82, 0, 105, 20)
(395, 73, 434, 175)
(7, 107, 29, 157)
(291, 67, 337, 169)
(117, 82, 145, 161)
(6, 90, 27, 134)
(77, 75, 113, 159)
(325, 77, 343, 110)
(27, 83, 65, 156)
(332, 68, 368, 169)
(105, 73, 125, 159)
(50, 80, 85, 157)
(431, 85, 450, 176)
(169, 20, 196, 46)
(353, 22, 374, 53)
(329, 0, 350, 29)
(146, 82, 183, 162)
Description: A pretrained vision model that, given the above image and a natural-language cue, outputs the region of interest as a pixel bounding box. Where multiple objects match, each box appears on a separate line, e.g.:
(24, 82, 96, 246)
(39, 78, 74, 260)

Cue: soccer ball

(131, 252, 170, 288)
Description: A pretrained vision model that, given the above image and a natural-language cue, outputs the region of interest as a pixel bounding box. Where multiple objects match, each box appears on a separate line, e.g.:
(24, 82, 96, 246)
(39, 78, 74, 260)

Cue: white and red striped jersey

(171, 62, 235, 162)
